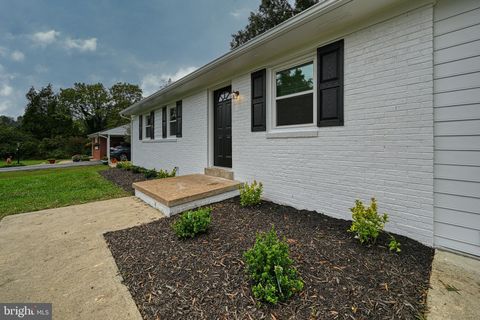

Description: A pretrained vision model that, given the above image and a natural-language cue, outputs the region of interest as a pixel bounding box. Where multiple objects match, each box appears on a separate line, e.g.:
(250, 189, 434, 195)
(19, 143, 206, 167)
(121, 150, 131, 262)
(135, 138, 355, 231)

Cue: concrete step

(133, 174, 241, 216)
(204, 167, 234, 180)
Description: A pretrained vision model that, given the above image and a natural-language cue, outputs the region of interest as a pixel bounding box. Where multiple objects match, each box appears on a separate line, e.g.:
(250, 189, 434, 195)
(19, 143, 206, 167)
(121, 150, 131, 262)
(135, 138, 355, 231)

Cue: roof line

(121, 0, 345, 115)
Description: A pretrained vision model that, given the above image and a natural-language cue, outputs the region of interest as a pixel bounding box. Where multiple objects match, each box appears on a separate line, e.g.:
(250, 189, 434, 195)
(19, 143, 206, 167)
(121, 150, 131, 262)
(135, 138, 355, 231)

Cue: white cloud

(0, 46, 7, 57)
(64, 37, 97, 52)
(0, 84, 13, 96)
(10, 50, 25, 61)
(140, 66, 197, 96)
(32, 30, 60, 46)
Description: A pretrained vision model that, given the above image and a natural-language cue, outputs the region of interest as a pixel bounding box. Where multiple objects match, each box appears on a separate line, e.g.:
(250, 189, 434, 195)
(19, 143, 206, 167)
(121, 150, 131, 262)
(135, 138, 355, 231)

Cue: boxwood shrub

(172, 207, 212, 239)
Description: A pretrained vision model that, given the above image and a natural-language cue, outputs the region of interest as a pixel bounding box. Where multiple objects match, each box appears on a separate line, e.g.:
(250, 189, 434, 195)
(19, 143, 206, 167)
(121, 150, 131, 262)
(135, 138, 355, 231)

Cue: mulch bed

(105, 198, 434, 320)
(99, 168, 147, 194)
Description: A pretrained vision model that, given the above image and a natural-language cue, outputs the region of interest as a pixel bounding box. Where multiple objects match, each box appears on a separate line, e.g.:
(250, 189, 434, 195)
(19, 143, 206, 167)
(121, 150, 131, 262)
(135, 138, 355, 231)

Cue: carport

(88, 125, 130, 161)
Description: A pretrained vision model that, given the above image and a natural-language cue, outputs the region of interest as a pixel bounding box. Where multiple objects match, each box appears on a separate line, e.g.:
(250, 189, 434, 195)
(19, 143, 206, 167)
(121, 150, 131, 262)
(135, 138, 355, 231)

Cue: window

(275, 61, 314, 127)
(145, 113, 153, 139)
(168, 107, 177, 137)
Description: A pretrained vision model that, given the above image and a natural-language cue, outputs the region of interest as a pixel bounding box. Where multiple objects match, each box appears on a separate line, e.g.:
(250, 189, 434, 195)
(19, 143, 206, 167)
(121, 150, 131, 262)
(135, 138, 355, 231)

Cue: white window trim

(167, 105, 177, 138)
(269, 54, 317, 131)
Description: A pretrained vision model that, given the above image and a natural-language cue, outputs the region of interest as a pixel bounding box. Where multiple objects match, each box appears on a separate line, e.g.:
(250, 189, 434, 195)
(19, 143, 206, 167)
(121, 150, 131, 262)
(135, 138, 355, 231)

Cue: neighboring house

(121, 0, 480, 257)
(88, 125, 130, 160)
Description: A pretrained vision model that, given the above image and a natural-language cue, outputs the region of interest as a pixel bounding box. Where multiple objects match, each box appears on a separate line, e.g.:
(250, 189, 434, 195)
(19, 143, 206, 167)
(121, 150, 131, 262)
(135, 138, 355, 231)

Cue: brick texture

(231, 6, 434, 245)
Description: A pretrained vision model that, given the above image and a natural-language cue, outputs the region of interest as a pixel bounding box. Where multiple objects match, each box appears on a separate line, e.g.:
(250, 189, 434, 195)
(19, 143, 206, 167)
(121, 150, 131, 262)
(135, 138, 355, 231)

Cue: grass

(0, 165, 128, 219)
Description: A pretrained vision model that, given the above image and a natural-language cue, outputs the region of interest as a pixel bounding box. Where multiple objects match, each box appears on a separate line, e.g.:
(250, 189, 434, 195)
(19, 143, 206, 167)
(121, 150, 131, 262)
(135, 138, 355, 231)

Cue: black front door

(214, 86, 232, 168)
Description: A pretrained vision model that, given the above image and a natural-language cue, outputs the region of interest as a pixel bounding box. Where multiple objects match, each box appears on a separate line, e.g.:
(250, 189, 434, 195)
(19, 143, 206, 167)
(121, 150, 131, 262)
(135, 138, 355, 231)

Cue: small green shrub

(72, 154, 81, 162)
(348, 198, 388, 244)
(244, 226, 304, 304)
(131, 165, 145, 174)
(116, 161, 133, 170)
(172, 207, 212, 239)
(144, 168, 158, 179)
(239, 180, 263, 207)
(389, 236, 401, 253)
(80, 155, 90, 161)
(158, 167, 177, 178)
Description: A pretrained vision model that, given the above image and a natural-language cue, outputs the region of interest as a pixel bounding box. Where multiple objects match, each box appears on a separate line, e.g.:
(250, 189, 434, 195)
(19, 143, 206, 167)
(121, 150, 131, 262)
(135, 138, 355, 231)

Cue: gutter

(121, 0, 347, 116)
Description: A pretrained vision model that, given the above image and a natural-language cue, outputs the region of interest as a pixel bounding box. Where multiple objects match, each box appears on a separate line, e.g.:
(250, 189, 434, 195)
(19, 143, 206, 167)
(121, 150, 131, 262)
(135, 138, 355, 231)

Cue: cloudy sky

(0, 0, 260, 117)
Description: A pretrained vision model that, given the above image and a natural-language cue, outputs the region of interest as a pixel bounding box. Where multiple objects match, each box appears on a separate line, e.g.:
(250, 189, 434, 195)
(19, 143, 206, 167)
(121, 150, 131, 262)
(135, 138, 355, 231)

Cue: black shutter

(162, 106, 167, 138)
(317, 39, 344, 127)
(150, 110, 155, 139)
(139, 115, 143, 140)
(176, 100, 182, 137)
(251, 69, 266, 131)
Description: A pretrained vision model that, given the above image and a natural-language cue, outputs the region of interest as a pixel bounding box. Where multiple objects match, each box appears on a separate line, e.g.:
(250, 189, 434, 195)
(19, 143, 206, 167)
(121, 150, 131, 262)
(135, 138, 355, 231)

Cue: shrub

(244, 226, 304, 304)
(80, 155, 90, 161)
(72, 154, 81, 162)
(389, 236, 401, 253)
(116, 161, 133, 170)
(131, 165, 145, 174)
(239, 180, 263, 207)
(348, 198, 388, 244)
(144, 168, 158, 179)
(158, 167, 177, 179)
(172, 207, 212, 239)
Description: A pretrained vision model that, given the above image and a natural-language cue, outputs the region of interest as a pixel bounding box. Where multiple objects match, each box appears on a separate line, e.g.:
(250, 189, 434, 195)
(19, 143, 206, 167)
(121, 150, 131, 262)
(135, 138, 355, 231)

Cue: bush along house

(121, 0, 480, 257)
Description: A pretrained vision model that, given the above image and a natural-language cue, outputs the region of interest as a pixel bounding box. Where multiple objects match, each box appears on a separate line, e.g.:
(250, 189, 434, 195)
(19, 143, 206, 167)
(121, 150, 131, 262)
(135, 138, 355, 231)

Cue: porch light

(231, 90, 240, 99)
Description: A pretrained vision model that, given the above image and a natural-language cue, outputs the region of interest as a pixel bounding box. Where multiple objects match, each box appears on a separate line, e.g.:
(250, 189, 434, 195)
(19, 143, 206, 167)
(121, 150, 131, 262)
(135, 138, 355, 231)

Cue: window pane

(170, 108, 176, 121)
(146, 115, 152, 125)
(276, 93, 313, 126)
(169, 121, 176, 136)
(276, 62, 313, 97)
(145, 126, 151, 138)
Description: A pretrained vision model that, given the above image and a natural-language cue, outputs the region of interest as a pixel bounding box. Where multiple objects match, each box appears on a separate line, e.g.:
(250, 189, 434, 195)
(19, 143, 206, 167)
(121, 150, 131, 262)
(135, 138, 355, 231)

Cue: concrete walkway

(0, 160, 102, 172)
(427, 250, 480, 319)
(0, 197, 163, 320)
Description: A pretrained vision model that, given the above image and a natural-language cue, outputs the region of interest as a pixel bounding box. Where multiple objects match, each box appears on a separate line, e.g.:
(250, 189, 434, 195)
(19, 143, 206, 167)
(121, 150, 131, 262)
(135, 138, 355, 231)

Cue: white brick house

(122, 0, 480, 257)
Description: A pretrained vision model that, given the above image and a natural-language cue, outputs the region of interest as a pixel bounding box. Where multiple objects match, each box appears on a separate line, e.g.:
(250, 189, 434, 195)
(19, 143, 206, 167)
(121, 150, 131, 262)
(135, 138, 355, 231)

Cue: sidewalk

(427, 250, 480, 319)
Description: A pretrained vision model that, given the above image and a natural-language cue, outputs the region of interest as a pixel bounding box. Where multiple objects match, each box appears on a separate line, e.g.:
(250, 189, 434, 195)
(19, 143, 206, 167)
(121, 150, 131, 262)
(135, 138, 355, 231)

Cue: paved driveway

(0, 160, 102, 172)
(0, 197, 163, 320)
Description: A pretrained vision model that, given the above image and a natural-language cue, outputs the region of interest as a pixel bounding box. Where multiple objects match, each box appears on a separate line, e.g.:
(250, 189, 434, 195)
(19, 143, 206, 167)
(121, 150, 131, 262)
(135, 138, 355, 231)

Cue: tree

(22, 84, 75, 139)
(0, 116, 19, 127)
(294, 0, 318, 13)
(107, 82, 142, 128)
(230, 0, 319, 49)
(59, 83, 110, 134)
(59, 82, 142, 134)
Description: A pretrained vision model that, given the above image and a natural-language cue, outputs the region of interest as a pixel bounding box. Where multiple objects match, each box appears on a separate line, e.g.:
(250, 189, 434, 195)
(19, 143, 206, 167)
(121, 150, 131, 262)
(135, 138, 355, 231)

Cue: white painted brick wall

(129, 6, 435, 245)
(131, 90, 208, 175)
(231, 6, 434, 245)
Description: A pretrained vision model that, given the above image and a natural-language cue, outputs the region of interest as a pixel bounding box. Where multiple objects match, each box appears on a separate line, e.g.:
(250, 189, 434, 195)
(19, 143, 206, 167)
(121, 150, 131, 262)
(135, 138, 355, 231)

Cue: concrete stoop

(133, 173, 241, 217)
(204, 167, 234, 180)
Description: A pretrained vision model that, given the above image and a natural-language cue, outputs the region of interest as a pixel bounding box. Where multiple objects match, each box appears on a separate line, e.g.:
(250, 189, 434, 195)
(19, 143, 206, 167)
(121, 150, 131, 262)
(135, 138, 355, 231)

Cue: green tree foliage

(1, 82, 141, 161)
(59, 83, 110, 135)
(22, 84, 75, 139)
(230, 0, 319, 49)
(58, 82, 142, 134)
(108, 82, 143, 128)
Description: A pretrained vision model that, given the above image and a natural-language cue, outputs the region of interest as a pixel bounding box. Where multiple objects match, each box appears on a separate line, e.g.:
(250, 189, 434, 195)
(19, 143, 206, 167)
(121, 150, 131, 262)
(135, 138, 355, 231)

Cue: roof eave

(120, 0, 346, 116)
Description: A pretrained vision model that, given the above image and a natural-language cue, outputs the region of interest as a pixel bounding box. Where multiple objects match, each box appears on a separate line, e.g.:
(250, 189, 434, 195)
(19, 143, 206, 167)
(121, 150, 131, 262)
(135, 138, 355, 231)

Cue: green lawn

(0, 165, 128, 219)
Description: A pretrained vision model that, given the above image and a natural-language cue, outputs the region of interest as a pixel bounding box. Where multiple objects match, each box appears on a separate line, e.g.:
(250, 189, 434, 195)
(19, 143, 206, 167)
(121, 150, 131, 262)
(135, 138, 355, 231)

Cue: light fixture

(231, 90, 240, 99)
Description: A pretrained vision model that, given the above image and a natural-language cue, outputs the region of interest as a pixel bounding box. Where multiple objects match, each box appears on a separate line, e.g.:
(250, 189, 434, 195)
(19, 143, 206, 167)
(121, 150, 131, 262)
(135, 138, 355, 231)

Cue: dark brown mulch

(99, 168, 147, 194)
(104, 198, 434, 320)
